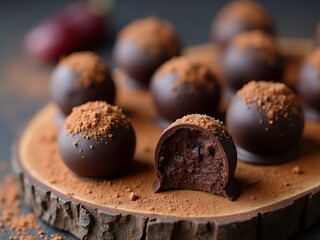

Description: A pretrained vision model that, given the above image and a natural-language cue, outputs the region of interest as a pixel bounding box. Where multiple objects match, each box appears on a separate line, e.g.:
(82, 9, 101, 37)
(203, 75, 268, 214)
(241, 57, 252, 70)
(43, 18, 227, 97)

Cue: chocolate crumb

(292, 166, 303, 175)
(129, 192, 140, 201)
(250, 196, 257, 200)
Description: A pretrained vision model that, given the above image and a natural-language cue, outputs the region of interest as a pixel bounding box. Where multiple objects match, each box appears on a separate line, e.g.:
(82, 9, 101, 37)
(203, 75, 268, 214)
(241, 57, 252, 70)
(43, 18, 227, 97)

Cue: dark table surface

(0, 0, 320, 239)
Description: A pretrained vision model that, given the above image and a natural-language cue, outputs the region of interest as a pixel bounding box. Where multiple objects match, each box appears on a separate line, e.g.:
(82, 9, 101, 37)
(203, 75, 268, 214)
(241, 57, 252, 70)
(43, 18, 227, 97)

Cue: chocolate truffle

(221, 30, 284, 91)
(113, 16, 181, 86)
(210, 0, 273, 47)
(150, 57, 221, 123)
(58, 101, 136, 179)
(50, 51, 115, 116)
(153, 114, 240, 200)
(226, 81, 304, 164)
(297, 48, 320, 120)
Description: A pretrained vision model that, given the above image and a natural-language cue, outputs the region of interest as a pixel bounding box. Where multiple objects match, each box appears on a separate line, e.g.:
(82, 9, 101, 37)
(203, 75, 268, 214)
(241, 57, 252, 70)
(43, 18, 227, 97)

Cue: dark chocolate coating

(221, 45, 284, 91)
(58, 125, 136, 179)
(226, 94, 304, 164)
(50, 66, 116, 116)
(113, 40, 180, 87)
(150, 73, 221, 122)
(297, 61, 320, 117)
(210, 1, 273, 47)
(153, 124, 240, 201)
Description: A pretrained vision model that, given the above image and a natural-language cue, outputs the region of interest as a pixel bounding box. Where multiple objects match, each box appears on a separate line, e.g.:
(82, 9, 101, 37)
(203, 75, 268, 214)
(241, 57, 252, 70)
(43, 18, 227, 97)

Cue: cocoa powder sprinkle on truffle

(59, 51, 108, 88)
(237, 81, 300, 123)
(118, 16, 180, 57)
(64, 101, 130, 141)
(169, 114, 232, 141)
(218, 1, 271, 27)
(156, 57, 216, 93)
(232, 31, 277, 64)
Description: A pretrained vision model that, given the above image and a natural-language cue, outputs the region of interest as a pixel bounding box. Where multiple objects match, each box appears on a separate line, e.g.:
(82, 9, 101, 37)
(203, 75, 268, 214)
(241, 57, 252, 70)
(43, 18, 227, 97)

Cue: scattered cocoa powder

(118, 16, 180, 57)
(155, 57, 216, 93)
(169, 114, 232, 141)
(232, 30, 278, 64)
(64, 101, 130, 141)
(237, 81, 301, 124)
(17, 92, 320, 221)
(59, 51, 109, 88)
(0, 175, 63, 239)
(306, 48, 320, 68)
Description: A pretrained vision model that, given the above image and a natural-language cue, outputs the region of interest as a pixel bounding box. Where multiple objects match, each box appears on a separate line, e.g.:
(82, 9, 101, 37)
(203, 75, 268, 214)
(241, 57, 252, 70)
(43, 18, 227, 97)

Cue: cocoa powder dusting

(232, 31, 277, 64)
(169, 114, 232, 141)
(219, 0, 270, 27)
(306, 48, 320, 68)
(238, 81, 300, 124)
(156, 57, 216, 93)
(118, 16, 180, 57)
(0, 175, 63, 239)
(59, 51, 108, 87)
(65, 101, 130, 140)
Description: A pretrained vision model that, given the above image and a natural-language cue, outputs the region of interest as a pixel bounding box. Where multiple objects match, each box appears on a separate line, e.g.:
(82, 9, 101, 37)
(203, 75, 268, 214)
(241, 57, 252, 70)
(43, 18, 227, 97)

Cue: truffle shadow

(300, 136, 320, 157)
(127, 159, 153, 176)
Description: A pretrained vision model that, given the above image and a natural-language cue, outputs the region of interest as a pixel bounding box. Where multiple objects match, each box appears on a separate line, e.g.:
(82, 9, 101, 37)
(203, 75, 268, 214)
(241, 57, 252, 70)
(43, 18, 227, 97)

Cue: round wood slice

(12, 40, 320, 240)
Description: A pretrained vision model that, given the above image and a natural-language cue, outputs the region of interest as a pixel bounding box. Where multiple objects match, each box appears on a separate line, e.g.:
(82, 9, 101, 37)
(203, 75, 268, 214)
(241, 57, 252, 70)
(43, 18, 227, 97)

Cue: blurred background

(0, 0, 320, 238)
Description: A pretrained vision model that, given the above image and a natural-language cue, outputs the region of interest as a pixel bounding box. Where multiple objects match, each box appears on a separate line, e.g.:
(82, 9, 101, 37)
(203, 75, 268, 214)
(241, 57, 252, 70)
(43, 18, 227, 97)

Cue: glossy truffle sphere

(153, 114, 240, 201)
(150, 57, 221, 122)
(210, 0, 273, 47)
(50, 51, 115, 116)
(297, 48, 320, 119)
(113, 16, 180, 86)
(58, 101, 136, 179)
(221, 31, 284, 91)
(226, 81, 304, 164)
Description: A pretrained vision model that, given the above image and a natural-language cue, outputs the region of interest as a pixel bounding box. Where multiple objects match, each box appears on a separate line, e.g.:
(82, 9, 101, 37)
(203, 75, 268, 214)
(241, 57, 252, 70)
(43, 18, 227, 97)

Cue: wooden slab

(12, 39, 320, 240)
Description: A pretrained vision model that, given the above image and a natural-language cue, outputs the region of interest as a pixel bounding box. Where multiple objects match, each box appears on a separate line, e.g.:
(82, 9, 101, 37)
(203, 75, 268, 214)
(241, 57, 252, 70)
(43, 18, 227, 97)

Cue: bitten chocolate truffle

(221, 30, 284, 91)
(150, 57, 221, 122)
(210, 0, 273, 47)
(297, 48, 320, 120)
(113, 16, 181, 86)
(50, 51, 115, 116)
(58, 101, 136, 179)
(153, 114, 240, 201)
(226, 81, 304, 165)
